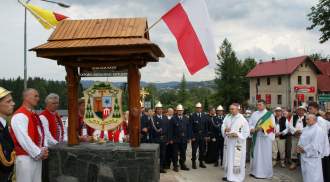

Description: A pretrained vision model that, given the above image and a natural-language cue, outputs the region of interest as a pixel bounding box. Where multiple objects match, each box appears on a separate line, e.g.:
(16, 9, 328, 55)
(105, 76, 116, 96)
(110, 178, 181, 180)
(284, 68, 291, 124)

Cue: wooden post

(65, 66, 79, 145)
(127, 64, 141, 147)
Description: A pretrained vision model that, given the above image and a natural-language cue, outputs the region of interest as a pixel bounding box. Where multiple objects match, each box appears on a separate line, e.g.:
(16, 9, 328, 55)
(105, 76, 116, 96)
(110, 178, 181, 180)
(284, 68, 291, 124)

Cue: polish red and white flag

(162, 0, 216, 75)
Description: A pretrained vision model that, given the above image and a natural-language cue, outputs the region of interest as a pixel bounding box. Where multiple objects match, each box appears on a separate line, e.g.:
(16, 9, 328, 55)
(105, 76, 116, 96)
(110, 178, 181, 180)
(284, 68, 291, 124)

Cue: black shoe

(160, 168, 167, 173)
(192, 161, 197, 169)
(222, 177, 228, 181)
(173, 167, 179, 172)
(164, 165, 170, 170)
(214, 161, 219, 167)
(180, 164, 190, 171)
(199, 162, 206, 168)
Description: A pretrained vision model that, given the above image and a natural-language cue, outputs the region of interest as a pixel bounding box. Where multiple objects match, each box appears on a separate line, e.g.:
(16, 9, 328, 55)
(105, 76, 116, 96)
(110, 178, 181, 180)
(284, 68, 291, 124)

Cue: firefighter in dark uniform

(190, 102, 208, 169)
(140, 102, 152, 143)
(151, 102, 172, 173)
(171, 104, 191, 172)
(0, 87, 15, 182)
(213, 105, 225, 166)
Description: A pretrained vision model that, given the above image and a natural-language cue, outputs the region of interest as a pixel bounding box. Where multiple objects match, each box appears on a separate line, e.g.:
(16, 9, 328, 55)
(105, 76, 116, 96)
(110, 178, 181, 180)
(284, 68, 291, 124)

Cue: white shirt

(39, 114, 59, 146)
(0, 117, 6, 128)
(11, 113, 43, 159)
(289, 115, 305, 134)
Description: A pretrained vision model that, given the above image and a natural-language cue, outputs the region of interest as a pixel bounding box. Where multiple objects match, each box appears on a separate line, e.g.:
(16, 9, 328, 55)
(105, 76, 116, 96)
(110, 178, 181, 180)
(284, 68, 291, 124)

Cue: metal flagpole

(23, 0, 31, 90)
(20, 0, 70, 90)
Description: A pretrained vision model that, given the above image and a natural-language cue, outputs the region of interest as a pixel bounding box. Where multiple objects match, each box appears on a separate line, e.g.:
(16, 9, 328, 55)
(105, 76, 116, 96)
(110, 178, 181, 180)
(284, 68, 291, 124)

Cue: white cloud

(0, 0, 329, 83)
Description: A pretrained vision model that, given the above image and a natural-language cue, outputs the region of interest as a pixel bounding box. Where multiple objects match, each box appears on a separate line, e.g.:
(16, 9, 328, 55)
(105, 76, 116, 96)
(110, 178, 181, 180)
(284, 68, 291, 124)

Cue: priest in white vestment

(221, 103, 249, 182)
(298, 114, 330, 182)
(249, 100, 275, 179)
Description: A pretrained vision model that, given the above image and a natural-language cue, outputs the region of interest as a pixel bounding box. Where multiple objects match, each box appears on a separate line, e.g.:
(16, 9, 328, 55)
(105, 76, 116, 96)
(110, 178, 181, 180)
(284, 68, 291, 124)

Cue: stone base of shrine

(43, 142, 160, 182)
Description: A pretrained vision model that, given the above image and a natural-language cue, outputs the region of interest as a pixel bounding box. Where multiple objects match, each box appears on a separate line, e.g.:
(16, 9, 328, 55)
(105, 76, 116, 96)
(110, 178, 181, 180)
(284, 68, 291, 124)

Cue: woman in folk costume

(221, 103, 249, 182)
(108, 111, 129, 143)
(39, 93, 64, 146)
(10, 88, 48, 182)
(297, 114, 329, 182)
(0, 87, 15, 182)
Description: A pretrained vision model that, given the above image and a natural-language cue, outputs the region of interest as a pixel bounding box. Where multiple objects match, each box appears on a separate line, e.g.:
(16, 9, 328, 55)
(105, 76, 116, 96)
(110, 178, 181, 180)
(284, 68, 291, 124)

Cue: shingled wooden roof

(31, 18, 164, 67)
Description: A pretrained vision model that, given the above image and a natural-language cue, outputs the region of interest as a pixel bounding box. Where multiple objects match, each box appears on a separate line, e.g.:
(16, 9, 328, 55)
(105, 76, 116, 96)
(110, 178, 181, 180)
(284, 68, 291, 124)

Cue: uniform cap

(155, 101, 163, 108)
(0, 87, 11, 100)
(216, 105, 224, 111)
(176, 104, 184, 111)
(195, 102, 202, 108)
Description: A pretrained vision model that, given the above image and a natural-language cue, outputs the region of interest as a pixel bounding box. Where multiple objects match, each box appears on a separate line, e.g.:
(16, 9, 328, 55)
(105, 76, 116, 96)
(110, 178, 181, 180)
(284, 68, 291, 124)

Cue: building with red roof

(246, 56, 320, 109)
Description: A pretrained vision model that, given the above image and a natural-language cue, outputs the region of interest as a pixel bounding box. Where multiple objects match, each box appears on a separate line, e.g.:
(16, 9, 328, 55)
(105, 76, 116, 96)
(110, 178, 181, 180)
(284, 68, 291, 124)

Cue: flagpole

(24, 5, 27, 89)
(145, 17, 162, 33)
(19, 0, 70, 90)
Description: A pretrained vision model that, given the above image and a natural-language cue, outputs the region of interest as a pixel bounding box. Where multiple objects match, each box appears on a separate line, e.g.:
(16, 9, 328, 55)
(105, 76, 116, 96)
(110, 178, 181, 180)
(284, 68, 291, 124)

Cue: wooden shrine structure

(31, 18, 164, 147)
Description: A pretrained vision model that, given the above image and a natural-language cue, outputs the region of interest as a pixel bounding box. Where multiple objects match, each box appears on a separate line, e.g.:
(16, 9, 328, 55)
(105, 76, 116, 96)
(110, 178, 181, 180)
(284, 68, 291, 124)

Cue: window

(257, 78, 260, 86)
(306, 76, 310, 85)
(298, 76, 302, 85)
(278, 77, 282, 85)
(267, 77, 270, 85)
(300, 64, 303, 67)
(277, 95, 282, 105)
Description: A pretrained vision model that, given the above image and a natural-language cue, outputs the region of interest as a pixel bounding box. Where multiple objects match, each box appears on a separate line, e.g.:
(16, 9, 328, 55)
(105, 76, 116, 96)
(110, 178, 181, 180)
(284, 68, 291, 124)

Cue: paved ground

(160, 147, 302, 182)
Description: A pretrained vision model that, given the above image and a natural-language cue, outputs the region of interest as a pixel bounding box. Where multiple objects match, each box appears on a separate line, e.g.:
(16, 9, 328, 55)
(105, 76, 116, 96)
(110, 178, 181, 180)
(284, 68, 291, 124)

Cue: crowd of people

(138, 99, 330, 182)
(0, 86, 329, 182)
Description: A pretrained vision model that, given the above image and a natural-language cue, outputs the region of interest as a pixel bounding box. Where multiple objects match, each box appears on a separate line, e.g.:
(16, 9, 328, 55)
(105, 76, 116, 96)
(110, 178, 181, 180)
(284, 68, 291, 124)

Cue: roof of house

(246, 56, 311, 77)
(314, 60, 330, 92)
(31, 18, 164, 62)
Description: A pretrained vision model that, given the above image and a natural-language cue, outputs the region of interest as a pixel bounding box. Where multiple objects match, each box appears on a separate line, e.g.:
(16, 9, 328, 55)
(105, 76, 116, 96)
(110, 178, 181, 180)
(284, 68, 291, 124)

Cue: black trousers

(215, 138, 224, 163)
(191, 136, 206, 162)
(173, 142, 188, 167)
(165, 143, 174, 167)
(0, 171, 12, 182)
(158, 141, 167, 169)
(322, 155, 330, 182)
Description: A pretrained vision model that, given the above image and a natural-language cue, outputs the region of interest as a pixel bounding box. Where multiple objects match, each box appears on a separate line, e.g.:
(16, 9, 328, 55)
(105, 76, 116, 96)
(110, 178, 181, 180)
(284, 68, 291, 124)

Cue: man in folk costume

(297, 114, 330, 182)
(288, 105, 307, 170)
(221, 103, 249, 182)
(0, 87, 15, 182)
(214, 105, 225, 166)
(308, 102, 330, 182)
(272, 107, 289, 168)
(171, 104, 191, 172)
(190, 102, 208, 169)
(39, 93, 64, 146)
(10, 88, 48, 182)
(151, 102, 172, 173)
(249, 100, 275, 179)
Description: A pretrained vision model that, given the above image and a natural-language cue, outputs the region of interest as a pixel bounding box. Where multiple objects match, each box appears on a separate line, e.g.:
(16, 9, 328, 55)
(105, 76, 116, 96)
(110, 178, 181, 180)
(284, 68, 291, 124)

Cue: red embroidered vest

(10, 106, 45, 156)
(40, 109, 64, 142)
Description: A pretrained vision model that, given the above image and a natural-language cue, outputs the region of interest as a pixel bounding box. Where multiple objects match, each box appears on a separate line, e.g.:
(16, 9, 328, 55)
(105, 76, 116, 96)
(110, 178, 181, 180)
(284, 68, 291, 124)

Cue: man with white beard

(249, 100, 275, 179)
(297, 114, 329, 182)
(221, 103, 249, 182)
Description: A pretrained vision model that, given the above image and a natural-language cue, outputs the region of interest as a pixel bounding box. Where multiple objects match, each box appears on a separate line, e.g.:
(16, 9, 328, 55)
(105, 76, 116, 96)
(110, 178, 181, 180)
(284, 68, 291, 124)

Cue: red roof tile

(314, 61, 330, 92)
(246, 56, 308, 77)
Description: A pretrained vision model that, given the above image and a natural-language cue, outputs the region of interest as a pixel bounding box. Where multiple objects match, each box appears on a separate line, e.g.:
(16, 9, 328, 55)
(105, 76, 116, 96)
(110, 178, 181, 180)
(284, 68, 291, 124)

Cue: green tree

(214, 39, 244, 109)
(177, 74, 189, 107)
(307, 0, 330, 43)
(241, 58, 257, 104)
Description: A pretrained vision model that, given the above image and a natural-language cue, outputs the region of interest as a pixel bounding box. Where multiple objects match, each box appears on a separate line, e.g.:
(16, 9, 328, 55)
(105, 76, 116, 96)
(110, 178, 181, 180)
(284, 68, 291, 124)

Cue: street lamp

(23, 0, 70, 89)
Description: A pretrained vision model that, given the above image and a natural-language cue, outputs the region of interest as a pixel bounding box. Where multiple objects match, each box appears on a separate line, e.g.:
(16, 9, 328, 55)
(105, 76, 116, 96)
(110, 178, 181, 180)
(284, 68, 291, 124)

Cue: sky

(1, 0, 329, 83)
